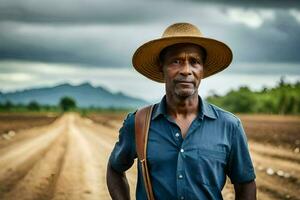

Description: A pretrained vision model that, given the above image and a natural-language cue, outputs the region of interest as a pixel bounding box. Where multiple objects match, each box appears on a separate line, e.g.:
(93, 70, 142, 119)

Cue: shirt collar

(199, 96, 218, 120)
(151, 96, 168, 120)
(151, 95, 218, 120)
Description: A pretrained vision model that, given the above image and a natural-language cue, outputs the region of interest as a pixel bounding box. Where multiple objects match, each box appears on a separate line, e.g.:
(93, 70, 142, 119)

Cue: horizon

(0, 73, 297, 103)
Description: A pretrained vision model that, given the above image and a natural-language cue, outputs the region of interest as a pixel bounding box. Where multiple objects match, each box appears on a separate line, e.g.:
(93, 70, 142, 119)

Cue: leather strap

(135, 105, 155, 200)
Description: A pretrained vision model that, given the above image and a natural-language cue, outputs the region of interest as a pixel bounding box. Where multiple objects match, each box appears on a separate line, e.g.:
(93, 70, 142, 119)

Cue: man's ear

(158, 61, 165, 78)
(159, 62, 163, 72)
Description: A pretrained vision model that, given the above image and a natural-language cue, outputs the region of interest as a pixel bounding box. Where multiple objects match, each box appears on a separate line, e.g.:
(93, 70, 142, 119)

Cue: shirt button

(178, 174, 183, 179)
(175, 132, 180, 137)
(180, 149, 184, 153)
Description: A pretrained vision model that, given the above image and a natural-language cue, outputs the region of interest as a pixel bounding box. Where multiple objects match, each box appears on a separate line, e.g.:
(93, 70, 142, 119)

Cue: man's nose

(180, 61, 192, 76)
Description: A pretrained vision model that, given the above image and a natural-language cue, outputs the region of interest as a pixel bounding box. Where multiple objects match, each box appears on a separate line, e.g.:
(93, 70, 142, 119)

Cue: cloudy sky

(0, 0, 299, 102)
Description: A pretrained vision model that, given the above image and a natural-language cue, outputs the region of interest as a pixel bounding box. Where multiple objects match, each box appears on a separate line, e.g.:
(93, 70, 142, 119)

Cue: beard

(174, 82, 197, 98)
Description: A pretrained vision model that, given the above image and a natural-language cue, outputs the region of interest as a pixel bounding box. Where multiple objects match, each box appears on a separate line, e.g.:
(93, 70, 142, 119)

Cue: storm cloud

(0, 0, 299, 24)
(185, 0, 300, 9)
(0, 0, 300, 68)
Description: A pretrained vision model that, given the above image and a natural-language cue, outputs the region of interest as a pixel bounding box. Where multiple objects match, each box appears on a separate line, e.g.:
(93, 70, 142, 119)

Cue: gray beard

(174, 88, 197, 99)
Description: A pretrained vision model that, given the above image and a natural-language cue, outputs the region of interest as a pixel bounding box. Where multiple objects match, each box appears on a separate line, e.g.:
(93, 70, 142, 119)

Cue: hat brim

(132, 36, 233, 83)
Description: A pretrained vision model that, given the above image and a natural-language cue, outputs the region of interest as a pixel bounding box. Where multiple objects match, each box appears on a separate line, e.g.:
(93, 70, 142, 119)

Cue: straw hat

(132, 22, 233, 83)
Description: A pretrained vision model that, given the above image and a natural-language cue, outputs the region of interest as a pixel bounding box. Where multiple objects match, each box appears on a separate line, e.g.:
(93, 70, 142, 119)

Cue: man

(107, 22, 256, 200)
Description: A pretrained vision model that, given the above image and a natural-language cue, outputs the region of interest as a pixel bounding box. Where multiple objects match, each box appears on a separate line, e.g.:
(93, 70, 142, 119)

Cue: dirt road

(0, 113, 299, 200)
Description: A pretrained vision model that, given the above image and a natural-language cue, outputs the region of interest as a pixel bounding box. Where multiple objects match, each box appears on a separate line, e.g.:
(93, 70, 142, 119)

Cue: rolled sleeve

(109, 113, 137, 173)
(227, 119, 256, 184)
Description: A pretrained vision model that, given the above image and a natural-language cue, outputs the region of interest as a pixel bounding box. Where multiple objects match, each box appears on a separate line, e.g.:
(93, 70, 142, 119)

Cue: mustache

(173, 78, 195, 85)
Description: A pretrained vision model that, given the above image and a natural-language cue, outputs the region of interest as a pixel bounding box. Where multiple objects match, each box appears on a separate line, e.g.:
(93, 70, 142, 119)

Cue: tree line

(206, 77, 300, 115)
(0, 96, 76, 112)
(0, 96, 130, 114)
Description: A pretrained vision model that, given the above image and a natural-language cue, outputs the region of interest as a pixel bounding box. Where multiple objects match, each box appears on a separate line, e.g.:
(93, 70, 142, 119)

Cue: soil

(0, 113, 299, 200)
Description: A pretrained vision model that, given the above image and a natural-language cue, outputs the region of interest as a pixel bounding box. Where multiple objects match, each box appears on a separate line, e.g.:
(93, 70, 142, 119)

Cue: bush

(27, 101, 40, 111)
(59, 97, 76, 111)
(206, 80, 300, 114)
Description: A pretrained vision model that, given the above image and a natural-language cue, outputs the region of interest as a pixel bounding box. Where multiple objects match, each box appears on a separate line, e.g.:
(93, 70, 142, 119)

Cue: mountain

(0, 82, 148, 108)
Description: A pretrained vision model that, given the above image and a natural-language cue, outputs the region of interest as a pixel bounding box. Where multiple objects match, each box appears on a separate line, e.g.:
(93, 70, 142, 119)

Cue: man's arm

(234, 180, 257, 200)
(106, 162, 130, 200)
(227, 119, 257, 200)
(106, 112, 136, 199)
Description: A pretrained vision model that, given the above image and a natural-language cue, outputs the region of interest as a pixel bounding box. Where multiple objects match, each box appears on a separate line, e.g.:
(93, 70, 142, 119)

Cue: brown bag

(135, 105, 155, 200)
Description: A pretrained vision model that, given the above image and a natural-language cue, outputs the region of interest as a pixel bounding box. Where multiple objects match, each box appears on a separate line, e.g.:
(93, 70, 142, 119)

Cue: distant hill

(0, 83, 148, 108)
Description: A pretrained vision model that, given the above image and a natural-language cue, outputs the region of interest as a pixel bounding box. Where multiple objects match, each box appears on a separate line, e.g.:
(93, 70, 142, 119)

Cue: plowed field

(0, 113, 299, 200)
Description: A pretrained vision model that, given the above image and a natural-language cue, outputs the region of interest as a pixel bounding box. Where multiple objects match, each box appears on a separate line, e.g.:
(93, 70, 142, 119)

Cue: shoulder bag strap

(135, 105, 155, 200)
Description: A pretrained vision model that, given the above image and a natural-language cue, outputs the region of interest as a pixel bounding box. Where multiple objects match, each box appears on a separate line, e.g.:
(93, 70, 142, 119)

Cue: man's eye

(172, 60, 180, 64)
(191, 59, 201, 65)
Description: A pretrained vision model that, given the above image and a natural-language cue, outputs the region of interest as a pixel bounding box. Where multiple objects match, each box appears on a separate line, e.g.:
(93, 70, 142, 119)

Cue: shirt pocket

(194, 148, 228, 188)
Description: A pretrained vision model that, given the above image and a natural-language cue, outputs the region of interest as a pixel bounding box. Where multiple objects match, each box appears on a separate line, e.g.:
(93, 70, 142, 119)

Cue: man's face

(160, 43, 205, 99)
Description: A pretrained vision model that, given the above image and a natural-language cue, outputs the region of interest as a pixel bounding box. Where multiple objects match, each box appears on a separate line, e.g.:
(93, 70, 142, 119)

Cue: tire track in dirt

(0, 113, 136, 200)
(76, 119, 114, 199)
(248, 142, 300, 200)
(0, 118, 66, 198)
(0, 117, 64, 150)
(251, 148, 300, 185)
(53, 114, 107, 200)
(76, 116, 138, 199)
(1, 129, 68, 200)
(250, 142, 300, 164)
(255, 171, 300, 200)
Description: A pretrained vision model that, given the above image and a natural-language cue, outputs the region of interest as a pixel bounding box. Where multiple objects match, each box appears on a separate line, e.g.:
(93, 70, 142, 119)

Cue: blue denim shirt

(109, 96, 256, 200)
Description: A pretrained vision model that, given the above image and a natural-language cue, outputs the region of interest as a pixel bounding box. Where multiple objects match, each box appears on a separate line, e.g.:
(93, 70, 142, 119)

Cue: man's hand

(234, 180, 257, 200)
(106, 162, 131, 200)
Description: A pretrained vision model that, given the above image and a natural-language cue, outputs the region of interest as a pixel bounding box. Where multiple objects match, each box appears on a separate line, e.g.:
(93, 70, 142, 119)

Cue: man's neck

(165, 93, 199, 118)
